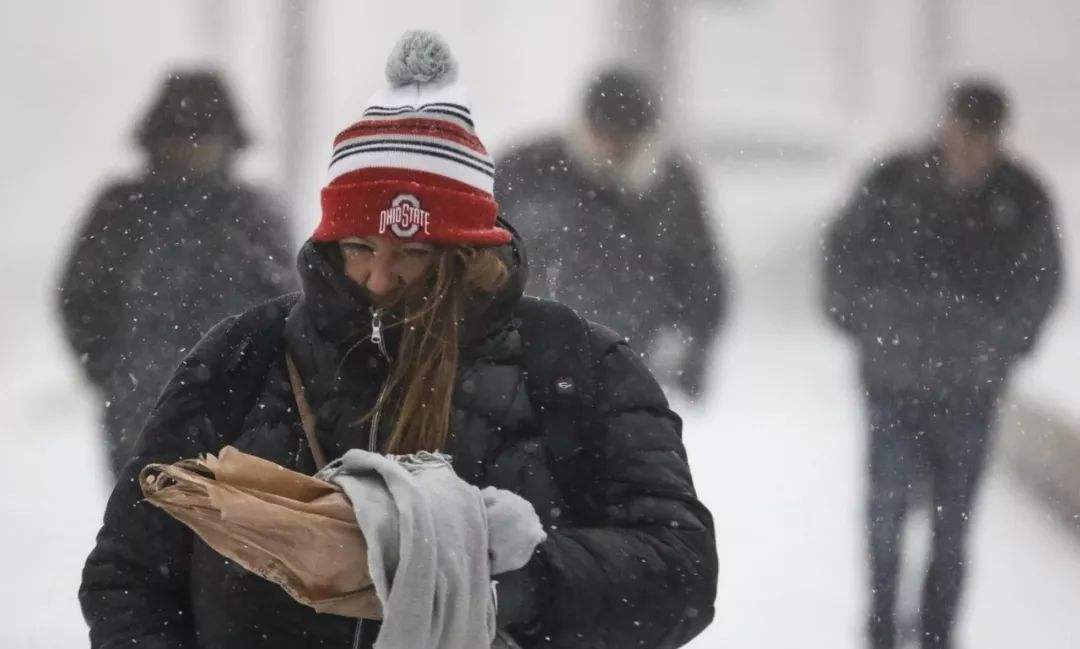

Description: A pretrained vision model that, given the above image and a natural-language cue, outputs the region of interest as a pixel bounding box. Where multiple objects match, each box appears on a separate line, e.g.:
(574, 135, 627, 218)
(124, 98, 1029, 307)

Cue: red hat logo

(379, 194, 431, 239)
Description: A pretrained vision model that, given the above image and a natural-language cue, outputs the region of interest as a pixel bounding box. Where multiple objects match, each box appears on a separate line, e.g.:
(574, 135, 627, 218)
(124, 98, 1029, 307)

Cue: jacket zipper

(370, 307, 387, 356)
(354, 308, 391, 649)
(367, 308, 389, 452)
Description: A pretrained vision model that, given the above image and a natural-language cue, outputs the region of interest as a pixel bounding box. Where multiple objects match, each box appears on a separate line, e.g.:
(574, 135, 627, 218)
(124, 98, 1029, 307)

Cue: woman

(80, 31, 717, 649)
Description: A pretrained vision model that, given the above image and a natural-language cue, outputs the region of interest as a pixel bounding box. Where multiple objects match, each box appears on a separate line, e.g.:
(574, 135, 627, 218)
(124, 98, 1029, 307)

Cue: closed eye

(402, 246, 434, 258)
(341, 241, 375, 254)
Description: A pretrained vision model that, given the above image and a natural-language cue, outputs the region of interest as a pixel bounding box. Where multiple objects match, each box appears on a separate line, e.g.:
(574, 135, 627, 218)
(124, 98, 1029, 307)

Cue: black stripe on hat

(419, 108, 474, 128)
(366, 104, 411, 110)
(367, 102, 473, 115)
(365, 105, 416, 115)
(363, 104, 475, 128)
(330, 144, 495, 179)
(418, 102, 472, 114)
(334, 138, 493, 170)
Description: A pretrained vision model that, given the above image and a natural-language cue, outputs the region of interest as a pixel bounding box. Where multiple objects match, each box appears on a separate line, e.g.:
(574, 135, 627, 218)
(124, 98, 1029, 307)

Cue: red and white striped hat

(315, 31, 510, 247)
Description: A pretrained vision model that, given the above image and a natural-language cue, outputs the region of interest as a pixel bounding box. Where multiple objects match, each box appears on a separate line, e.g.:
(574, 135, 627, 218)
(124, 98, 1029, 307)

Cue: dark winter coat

(496, 135, 727, 398)
(79, 237, 717, 649)
(57, 174, 297, 474)
(823, 146, 1062, 393)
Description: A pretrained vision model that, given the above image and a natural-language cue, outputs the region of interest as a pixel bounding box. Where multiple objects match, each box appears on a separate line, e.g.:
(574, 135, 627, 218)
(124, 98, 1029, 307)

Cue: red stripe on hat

(328, 167, 490, 196)
(333, 118, 488, 155)
(316, 170, 508, 247)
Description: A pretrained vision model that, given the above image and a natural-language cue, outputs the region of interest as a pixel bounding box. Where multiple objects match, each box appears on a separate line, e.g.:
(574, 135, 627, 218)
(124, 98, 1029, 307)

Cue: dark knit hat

(136, 70, 249, 150)
(583, 67, 661, 139)
(948, 80, 1009, 133)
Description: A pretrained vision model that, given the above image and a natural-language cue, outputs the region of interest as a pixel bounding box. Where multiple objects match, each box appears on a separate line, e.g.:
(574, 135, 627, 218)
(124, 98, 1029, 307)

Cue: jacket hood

(290, 217, 528, 353)
(137, 70, 249, 150)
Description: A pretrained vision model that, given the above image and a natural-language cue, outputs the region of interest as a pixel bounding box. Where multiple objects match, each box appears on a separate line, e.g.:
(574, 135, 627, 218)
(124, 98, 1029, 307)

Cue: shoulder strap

(514, 296, 597, 496)
(216, 293, 331, 472)
(285, 353, 328, 470)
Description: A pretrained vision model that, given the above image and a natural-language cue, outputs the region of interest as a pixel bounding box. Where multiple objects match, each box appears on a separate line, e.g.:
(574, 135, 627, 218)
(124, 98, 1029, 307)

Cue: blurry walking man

(824, 81, 1061, 649)
(57, 70, 298, 479)
(496, 68, 727, 400)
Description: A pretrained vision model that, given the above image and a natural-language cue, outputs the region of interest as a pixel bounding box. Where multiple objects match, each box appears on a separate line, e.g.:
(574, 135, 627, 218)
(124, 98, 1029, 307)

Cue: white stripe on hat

(331, 142, 493, 178)
(327, 147, 495, 194)
(333, 133, 492, 170)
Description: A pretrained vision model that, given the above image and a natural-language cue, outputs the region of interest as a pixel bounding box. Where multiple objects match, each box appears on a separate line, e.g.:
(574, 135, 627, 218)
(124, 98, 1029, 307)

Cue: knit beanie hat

(137, 70, 249, 150)
(314, 31, 509, 247)
(948, 79, 1009, 133)
(584, 67, 661, 140)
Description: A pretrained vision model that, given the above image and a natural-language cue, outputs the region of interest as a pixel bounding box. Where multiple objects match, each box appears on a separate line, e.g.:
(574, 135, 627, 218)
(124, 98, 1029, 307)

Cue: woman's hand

(481, 486, 546, 575)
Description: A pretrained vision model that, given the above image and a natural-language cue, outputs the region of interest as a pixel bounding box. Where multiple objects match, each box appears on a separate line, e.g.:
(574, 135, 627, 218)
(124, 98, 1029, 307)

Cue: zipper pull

(370, 309, 383, 346)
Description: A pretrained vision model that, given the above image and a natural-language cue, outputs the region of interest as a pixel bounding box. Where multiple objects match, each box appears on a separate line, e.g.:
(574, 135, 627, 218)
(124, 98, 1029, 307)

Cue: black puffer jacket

(80, 235, 717, 649)
(57, 174, 297, 475)
(824, 146, 1062, 393)
(497, 135, 727, 398)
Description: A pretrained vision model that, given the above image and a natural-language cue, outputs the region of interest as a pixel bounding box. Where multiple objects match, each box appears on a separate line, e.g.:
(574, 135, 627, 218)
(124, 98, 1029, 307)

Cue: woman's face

(339, 235, 436, 306)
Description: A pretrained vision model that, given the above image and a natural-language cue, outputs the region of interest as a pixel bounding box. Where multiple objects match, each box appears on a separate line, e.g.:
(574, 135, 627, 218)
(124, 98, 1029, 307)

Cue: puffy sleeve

(822, 157, 908, 337)
(662, 157, 728, 397)
(507, 329, 718, 648)
(79, 315, 241, 649)
(988, 177, 1062, 356)
(57, 184, 135, 388)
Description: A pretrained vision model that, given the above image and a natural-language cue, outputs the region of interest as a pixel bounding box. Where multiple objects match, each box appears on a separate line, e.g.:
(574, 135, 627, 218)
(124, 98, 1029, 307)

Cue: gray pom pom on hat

(385, 30, 459, 86)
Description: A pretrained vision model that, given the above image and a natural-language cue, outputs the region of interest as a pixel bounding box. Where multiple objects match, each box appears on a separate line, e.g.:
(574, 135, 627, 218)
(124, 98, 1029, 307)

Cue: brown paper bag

(140, 446, 381, 619)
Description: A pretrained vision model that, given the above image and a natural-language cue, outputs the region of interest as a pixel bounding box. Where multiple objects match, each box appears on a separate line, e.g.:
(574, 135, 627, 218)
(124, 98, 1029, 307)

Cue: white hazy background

(2, 1, 1079, 647)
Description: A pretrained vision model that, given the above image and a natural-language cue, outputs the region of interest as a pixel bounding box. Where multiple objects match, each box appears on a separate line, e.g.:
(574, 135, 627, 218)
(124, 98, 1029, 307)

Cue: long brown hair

(374, 246, 509, 454)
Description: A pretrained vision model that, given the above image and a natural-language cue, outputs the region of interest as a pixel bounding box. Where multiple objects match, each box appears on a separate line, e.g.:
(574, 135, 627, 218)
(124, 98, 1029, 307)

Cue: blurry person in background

(57, 70, 298, 480)
(496, 67, 727, 400)
(824, 80, 1062, 649)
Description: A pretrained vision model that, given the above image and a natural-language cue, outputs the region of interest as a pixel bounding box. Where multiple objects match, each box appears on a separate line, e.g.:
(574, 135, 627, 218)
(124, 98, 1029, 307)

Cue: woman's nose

(365, 258, 399, 296)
